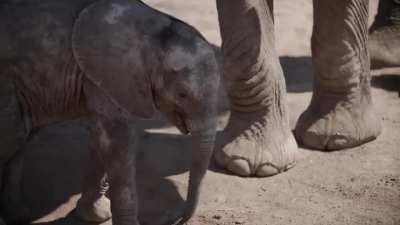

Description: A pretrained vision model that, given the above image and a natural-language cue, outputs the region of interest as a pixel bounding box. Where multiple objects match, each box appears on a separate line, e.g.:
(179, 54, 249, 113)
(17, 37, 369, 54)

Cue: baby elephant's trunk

(179, 118, 216, 225)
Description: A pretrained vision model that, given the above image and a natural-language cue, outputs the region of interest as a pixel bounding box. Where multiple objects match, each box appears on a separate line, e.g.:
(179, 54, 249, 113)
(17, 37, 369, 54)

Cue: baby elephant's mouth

(174, 111, 190, 135)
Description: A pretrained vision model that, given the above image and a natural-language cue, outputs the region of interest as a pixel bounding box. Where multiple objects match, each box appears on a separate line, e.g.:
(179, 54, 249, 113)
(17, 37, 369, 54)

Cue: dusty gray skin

(215, 0, 382, 177)
(0, 0, 220, 225)
(369, 0, 400, 69)
(215, 0, 297, 177)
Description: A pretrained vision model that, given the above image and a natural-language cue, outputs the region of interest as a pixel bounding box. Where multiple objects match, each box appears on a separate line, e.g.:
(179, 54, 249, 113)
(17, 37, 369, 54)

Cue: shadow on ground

(21, 121, 196, 225)
(280, 56, 400, 95)
(372, 74, 400, 96)
(280, 56, 313, 93)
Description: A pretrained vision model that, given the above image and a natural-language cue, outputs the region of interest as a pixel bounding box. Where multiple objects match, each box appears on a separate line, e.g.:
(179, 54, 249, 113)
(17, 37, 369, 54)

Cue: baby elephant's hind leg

(75, 123, 111, 223)
(0, 78, 30, 224)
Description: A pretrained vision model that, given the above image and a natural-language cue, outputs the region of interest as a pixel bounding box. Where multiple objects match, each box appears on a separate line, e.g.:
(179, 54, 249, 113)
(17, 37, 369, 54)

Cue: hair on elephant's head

(72, 0, 220, 223)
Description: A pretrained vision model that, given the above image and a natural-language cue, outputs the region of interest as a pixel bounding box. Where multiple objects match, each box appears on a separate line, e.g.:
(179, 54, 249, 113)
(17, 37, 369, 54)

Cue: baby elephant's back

(0, 0, 96, 127)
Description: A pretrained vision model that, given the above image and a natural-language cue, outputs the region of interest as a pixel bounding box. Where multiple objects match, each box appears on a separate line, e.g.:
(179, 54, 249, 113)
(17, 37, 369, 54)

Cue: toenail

(327, 136, 349, 150)
(256, 164, 279, 177)
(227, 159, 251, 177)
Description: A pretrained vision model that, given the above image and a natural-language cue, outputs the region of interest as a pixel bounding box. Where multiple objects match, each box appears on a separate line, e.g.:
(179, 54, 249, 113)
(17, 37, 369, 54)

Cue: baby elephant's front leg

(95, 117, 140, 225)
(75, 124, 111, 223)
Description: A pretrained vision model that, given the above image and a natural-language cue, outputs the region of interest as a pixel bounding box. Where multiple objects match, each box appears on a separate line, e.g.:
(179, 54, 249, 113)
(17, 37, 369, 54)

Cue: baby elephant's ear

(72, 0, 155, 119)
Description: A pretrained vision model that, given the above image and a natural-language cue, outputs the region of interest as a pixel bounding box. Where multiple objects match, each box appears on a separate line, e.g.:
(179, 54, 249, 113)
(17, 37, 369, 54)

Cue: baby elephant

(0, 0, 220, 224)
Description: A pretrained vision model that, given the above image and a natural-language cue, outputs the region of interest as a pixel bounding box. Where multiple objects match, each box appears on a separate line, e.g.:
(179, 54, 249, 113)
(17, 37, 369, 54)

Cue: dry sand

(12, 0, 400, 225)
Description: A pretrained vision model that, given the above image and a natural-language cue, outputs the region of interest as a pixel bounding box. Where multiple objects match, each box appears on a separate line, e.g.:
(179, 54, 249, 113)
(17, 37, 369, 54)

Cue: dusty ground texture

(7, 0, 400, 225)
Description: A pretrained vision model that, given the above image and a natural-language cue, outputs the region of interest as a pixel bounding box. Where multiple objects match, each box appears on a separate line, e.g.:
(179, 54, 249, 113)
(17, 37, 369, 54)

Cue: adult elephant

(215, 0, 383, 177)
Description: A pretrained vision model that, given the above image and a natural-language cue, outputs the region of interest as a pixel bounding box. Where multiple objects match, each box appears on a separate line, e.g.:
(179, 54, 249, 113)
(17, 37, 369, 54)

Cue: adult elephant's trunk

(177, 117, 216, 225)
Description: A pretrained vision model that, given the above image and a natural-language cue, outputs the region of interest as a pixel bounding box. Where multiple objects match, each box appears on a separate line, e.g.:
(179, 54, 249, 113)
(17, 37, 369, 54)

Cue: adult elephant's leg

(369, 0, 400, 69)
(216, 0, 297, 177)
(75, 123, 111, 222)
(94, 117, 140, 225)
(295, 0, 382, 150)
(0, 77, 30, 223)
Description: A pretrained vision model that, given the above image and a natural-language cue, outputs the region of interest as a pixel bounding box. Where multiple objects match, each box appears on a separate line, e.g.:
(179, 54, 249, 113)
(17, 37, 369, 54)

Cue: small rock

(213, 215, 221, 220)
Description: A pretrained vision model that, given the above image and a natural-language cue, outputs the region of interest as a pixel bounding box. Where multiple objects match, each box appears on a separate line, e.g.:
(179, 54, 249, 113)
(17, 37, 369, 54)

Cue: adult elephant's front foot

(216, 0, 298, 177)
(294, 96, 382, 150)
(294, 0, 382, 151)
(369, 25, 400, 69)
(369, 0, 400, 69)
(215, 110, 297, 177)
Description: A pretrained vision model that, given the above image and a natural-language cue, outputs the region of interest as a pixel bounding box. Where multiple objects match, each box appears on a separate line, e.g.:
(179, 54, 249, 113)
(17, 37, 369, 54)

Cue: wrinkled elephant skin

(0, 0, 220, 224)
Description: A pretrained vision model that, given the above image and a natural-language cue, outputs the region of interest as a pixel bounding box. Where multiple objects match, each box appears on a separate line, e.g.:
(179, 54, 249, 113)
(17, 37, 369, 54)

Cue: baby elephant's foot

(215, 112, 298, 177)
(75, 195, 111, 223)
(0, 197, 31, 224)
(295, 102, 382, 150)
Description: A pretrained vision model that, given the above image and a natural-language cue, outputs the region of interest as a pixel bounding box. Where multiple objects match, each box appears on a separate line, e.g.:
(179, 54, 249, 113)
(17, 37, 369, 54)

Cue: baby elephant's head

(151, 20, 221, 224)
(152, 21, 220, 136)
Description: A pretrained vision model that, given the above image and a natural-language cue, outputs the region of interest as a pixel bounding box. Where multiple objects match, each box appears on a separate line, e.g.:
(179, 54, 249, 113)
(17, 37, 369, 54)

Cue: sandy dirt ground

(7, 0, 400, 225)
